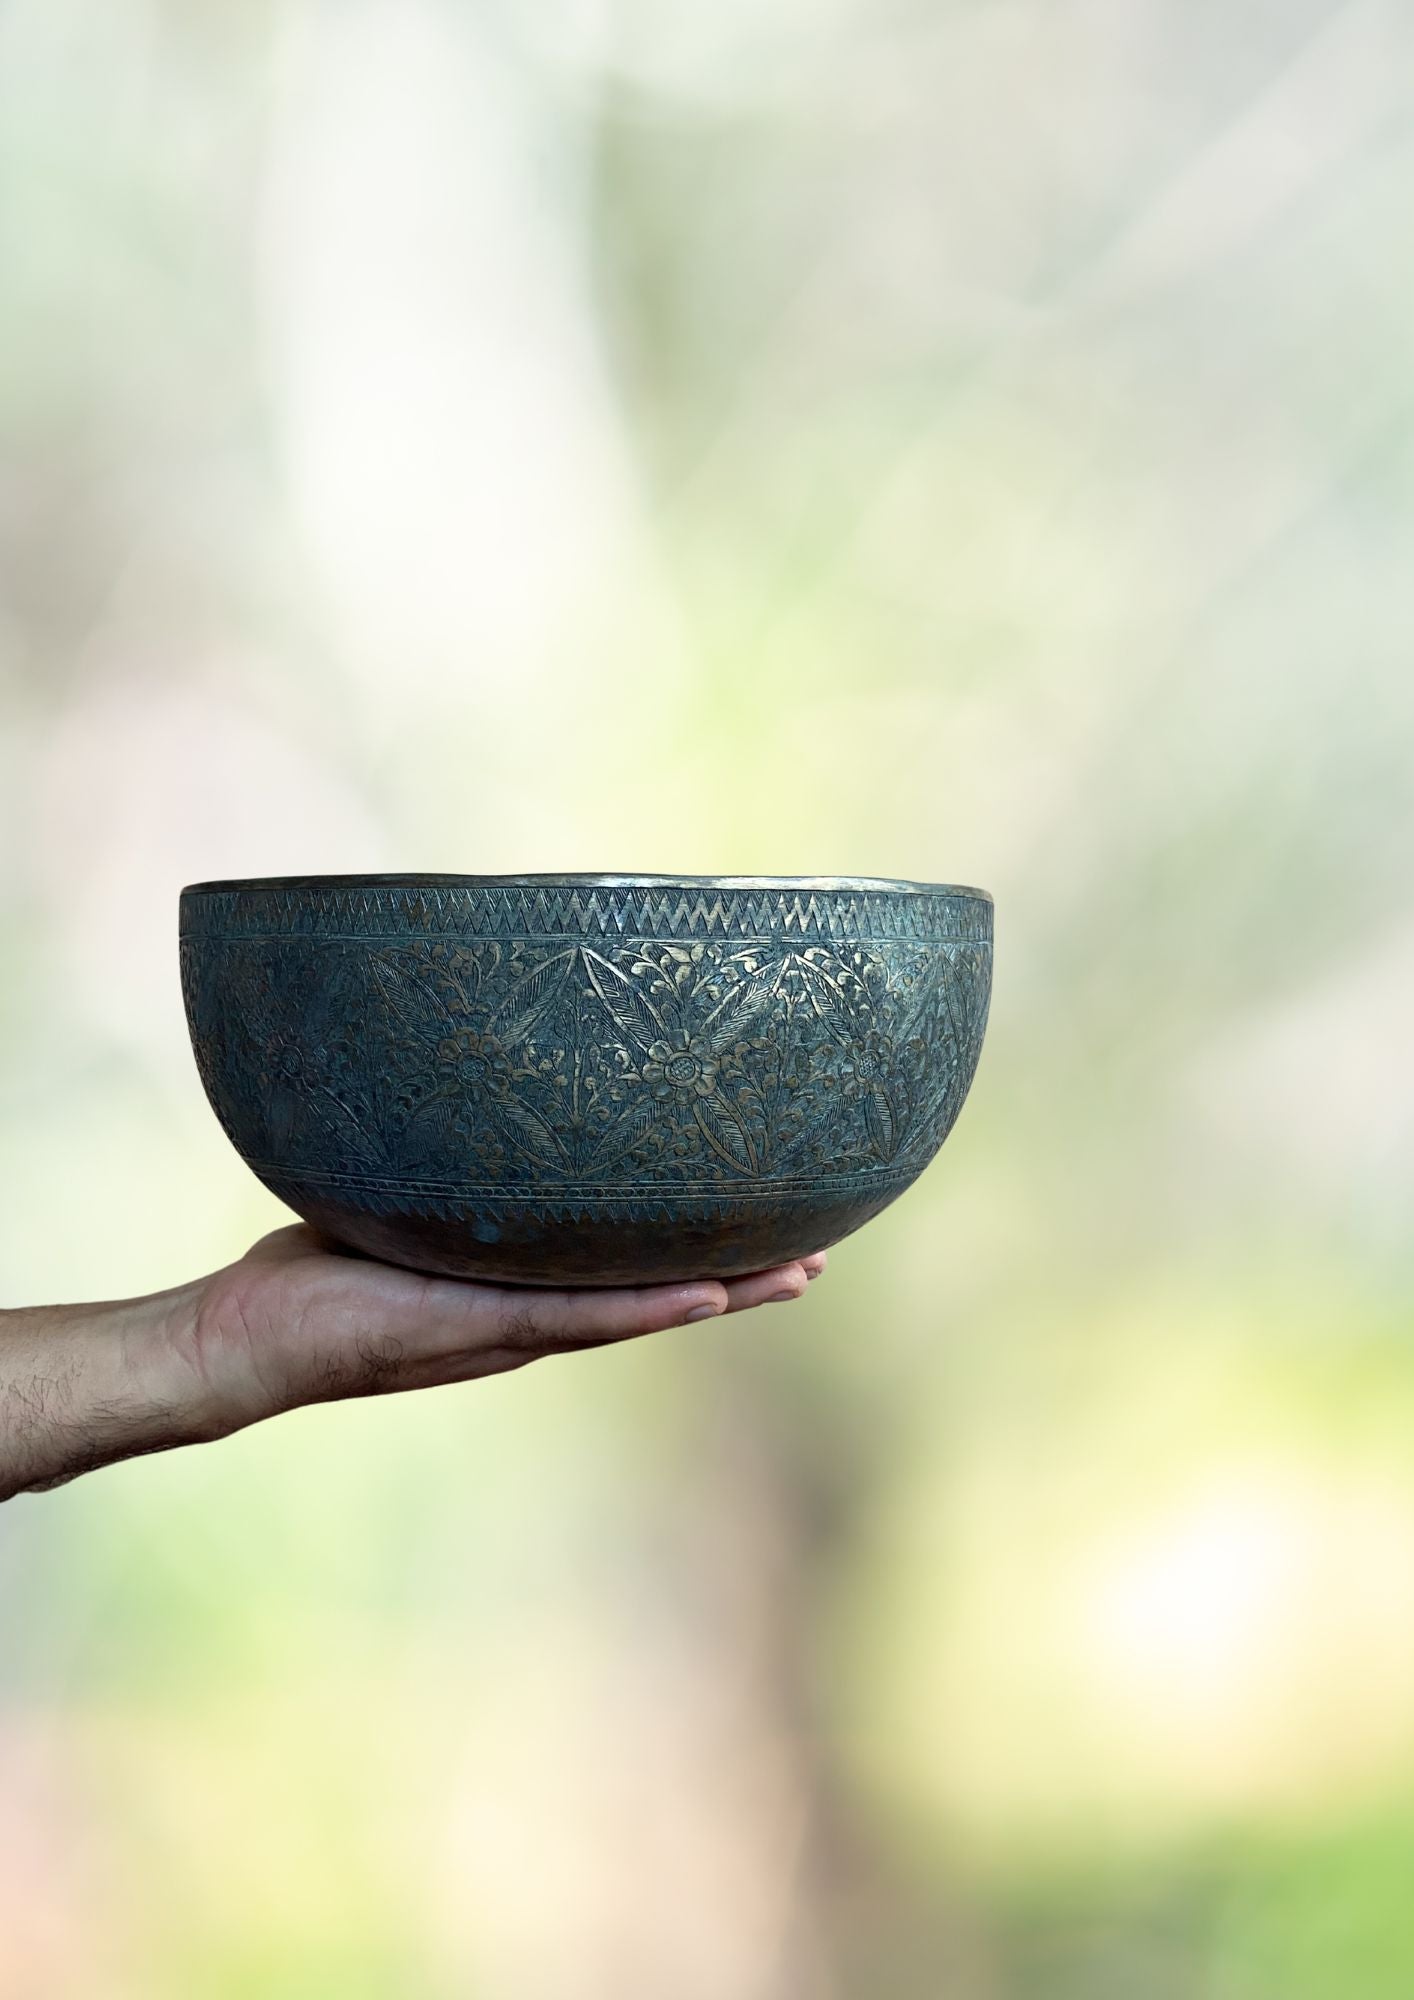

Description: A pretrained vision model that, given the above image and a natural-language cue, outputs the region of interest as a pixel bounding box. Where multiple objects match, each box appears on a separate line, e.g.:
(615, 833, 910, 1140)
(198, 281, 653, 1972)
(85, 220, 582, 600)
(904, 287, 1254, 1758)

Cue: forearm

(0, 1227, 824, 1500)
(0, 1283, 216, 1501)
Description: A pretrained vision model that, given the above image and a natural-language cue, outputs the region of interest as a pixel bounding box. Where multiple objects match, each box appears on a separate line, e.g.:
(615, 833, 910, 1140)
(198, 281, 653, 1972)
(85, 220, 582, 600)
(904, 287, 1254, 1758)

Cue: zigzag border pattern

(181, 883, 992, 947)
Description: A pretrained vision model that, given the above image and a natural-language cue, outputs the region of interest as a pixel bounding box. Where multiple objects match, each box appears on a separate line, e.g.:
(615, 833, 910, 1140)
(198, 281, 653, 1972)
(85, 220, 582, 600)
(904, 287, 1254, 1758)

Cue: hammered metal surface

(180, 876, 993, 1284)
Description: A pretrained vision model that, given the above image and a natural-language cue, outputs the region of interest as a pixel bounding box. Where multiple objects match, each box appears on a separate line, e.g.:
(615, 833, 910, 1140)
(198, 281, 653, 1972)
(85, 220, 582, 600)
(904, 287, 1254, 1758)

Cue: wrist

(0, 1280, 229, 1500)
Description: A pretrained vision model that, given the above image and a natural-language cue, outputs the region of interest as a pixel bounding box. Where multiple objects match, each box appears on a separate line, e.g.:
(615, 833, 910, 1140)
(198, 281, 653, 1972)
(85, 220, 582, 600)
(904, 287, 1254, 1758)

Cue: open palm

(1, 1229, 825, 1501)
(184, 1225, 826, 1431)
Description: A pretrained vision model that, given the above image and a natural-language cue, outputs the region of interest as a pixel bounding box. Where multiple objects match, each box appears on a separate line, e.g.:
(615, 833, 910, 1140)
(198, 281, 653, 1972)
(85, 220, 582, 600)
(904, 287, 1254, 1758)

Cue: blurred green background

(3, 1, 1413, 1993)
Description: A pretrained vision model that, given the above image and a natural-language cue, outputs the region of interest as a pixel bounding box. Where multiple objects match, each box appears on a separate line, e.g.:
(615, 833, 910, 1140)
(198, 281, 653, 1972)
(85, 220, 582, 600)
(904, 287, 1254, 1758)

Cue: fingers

(410, 1249, 831, 1375)
(222, 1234, 836, 1415)
(720, 1263, 807, 1313)
(718, 1249, 828, 1314)
(483, 1277, 732, 1355)
(488, 1250, 832, 1350)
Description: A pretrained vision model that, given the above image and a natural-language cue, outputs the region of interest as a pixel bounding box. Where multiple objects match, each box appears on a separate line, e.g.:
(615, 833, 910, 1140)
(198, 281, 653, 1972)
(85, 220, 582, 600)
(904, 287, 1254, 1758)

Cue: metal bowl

(180, 874, 992, 1285)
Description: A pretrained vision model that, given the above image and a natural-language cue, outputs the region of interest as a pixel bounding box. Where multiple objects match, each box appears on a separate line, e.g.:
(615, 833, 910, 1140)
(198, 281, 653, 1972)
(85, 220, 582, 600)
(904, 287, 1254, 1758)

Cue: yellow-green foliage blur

(2, 4, 1412, 1995)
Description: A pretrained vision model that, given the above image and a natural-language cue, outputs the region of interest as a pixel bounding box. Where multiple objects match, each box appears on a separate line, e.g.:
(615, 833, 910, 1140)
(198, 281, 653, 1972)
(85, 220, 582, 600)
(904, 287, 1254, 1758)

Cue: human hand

(0, 1226, 826, 1500)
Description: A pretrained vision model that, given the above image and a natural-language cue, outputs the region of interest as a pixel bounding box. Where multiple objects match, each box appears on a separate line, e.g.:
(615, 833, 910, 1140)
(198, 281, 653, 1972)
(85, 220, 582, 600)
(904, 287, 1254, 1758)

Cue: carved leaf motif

(311, 1086, 383, 1165)
(580, 949, 669, 1056)
(796, 952, 856, 1030)
(889, 954, 935, 1042)
(492, 948, 576, 1046)
(427, 942, 494, 1015)
(942, 954, 982, 1074)
(864, 1084, 899, 1163)
(698, 958, 786, 1046)
(912, 954, 983, 1131)
(796, 970, 837, 1036)
(408, 1088, 457, 1147)
(370, 952, 458, 1040)
(266, 1087, 298, 1157)
(694, 1095, 760, 1177)
(407, 1080, 459, 1125)
(581, 1096, 657, 1176)
(485, 1089, 569, 1171)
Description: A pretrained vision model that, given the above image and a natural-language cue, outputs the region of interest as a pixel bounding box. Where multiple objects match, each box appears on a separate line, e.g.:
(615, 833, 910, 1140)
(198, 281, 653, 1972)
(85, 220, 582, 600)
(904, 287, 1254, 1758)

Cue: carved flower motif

(254, 1026, 334, 1154)
(259, 1026, 338, 1094)
(642, 1032, 719, 1100)
(840, 1029, 895, 1095)
(435, 1028, 505, 1088)
(263, 1030, 307, 1084)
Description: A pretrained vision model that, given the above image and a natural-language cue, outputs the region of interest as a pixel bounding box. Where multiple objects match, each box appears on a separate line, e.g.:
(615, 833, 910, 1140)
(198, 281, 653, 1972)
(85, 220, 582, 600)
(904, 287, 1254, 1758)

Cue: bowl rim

(181, 871, 992, 903)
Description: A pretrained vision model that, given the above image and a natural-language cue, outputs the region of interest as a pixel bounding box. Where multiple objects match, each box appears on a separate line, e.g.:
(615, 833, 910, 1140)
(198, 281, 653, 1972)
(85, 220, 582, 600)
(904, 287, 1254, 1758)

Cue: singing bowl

(180, 874, 993, 1285)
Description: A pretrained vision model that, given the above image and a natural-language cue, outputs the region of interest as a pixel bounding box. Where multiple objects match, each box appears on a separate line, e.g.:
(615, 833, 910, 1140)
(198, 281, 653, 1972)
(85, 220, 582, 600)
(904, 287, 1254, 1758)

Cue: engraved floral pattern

(181, 882, 990, 1295)
(643, 1034, 719, 1099)
(184, 923, 990, 1197)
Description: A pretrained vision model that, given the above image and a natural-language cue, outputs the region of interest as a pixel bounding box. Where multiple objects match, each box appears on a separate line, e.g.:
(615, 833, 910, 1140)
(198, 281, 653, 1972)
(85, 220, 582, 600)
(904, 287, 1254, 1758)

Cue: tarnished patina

(180, 874, 992, 1285)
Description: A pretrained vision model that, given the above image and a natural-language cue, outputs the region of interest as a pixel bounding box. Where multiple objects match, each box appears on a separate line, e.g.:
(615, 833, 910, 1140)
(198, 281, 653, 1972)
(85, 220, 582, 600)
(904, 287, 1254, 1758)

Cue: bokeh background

(3, 1, 1413, 1993)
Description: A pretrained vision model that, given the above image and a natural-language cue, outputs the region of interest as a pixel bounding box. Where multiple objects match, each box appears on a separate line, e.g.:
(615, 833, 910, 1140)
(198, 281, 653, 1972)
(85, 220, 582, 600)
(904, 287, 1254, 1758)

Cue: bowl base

(274, 1175, 916, 1287)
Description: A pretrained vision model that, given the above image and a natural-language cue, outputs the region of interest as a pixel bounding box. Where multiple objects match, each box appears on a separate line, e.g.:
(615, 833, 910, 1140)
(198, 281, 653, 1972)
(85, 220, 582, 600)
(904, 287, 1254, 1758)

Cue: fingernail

(767, 1288, 801, 1304)
(685, 1302, 722, 1323)
(804, 1263, 825, 1280)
